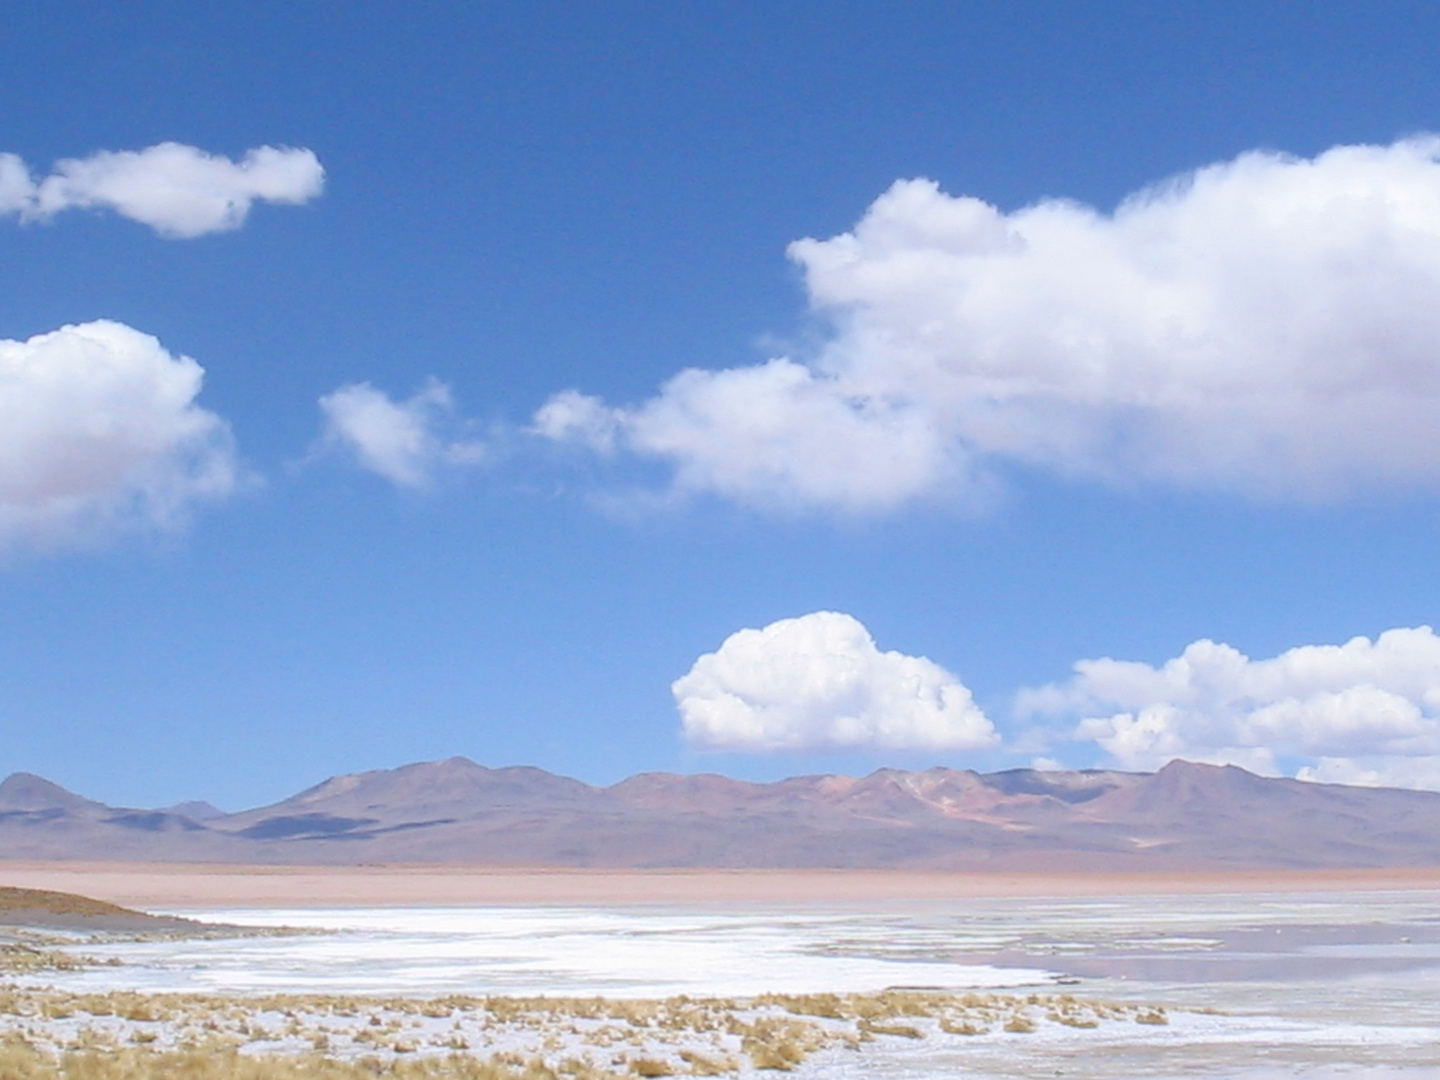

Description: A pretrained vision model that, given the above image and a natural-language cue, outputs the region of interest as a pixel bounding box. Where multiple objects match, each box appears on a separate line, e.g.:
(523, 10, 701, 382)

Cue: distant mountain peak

(402, 755, 488, 775)
(1150, 758, 1284, 792)
(1155, 758, 1228, 775)
(159, 800, 226, 822)
(0, 772, 99, 812)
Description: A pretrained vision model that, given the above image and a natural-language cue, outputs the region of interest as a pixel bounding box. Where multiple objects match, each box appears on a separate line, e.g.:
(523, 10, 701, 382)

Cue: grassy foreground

(0, 985, 1176, 1078)
(0, 887, 1182, 1075)
(0, 1045, 555, 1079)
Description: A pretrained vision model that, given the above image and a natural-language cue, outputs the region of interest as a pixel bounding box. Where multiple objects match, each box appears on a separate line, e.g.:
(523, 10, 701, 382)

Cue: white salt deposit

(17, 889, 1440, 1077)
(55, 906, 1058, 997)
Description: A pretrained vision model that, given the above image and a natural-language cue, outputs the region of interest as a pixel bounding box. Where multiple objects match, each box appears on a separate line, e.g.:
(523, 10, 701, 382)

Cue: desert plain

(6, 861, 1440, 908)
(5, 862, 1440, 1078)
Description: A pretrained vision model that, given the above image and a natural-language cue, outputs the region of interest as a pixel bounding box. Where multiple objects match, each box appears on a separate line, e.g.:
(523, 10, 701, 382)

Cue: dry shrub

(676, 1050, 733, 1076)
(857, 1020, 922, 1039)
(111, 994, 164, 1023)
(938, 1018, 987, 1036)
(0, 944, 91, 974)
(757, 993, 846, 1020)
(741, 1039, 804, 1072)
(732, 1016, 830, 1071)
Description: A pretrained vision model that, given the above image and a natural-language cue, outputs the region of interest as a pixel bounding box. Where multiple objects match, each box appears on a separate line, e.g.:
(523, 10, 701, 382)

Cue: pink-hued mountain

(3, 757, 1439, 869)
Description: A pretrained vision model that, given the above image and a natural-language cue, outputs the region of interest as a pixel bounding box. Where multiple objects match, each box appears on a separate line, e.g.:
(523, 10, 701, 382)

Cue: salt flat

(5, 885, 1439, 1078)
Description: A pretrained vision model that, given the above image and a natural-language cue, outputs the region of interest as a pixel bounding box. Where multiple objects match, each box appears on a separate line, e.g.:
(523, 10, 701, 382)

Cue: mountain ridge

(2, 757, 1438, 870)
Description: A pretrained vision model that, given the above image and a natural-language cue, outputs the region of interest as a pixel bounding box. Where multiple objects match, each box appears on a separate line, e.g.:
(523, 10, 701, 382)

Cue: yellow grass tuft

(0, 980, 1186, 1077)
(858, 1020, 923, 1039)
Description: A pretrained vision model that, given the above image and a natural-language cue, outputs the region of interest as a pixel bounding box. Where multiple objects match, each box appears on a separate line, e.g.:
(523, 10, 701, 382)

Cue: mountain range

(2, 757, 1439, 869)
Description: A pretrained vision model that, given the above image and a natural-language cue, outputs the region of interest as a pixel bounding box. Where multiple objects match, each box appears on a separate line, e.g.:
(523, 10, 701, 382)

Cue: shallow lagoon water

(40, 889, 1440, 1077)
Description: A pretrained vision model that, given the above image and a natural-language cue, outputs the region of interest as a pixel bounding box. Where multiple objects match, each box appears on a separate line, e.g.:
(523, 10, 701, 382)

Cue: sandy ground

(2, 862, 1439, 909)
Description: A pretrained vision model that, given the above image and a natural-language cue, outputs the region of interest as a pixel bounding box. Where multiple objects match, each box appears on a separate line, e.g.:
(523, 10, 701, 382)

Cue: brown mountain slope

(0, 772, 254, 862)
(2, 758, 1439, 869)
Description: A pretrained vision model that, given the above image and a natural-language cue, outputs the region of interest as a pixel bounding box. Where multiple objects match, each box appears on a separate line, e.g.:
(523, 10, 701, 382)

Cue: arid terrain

(6, 863, 1440, 911)
(4, 757, 1440, 870)
(0, 885, 1184, 1079)
(5, 881, 1440, 1078)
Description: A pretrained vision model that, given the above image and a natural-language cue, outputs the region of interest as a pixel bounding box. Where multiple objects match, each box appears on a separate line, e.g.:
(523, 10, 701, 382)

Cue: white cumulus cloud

(674, 611, 998, 753)
(2, 142, 323, 237)
(538, 137, 1440, 509)
(319, 380, 484, 489)
(0, 320, 238, 549)
(1020, 626, 1440, 790)
(1294, 755, 1440, 790)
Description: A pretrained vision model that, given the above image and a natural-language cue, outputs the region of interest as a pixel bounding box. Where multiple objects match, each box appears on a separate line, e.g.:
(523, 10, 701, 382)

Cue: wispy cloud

(319, 379, 485, 490)
(1, 142, 323, 237)
(539, 137, 1440, 510)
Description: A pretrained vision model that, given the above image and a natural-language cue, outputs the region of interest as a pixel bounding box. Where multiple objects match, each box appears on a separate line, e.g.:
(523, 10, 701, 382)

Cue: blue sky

(6, 1, 1440, 809)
